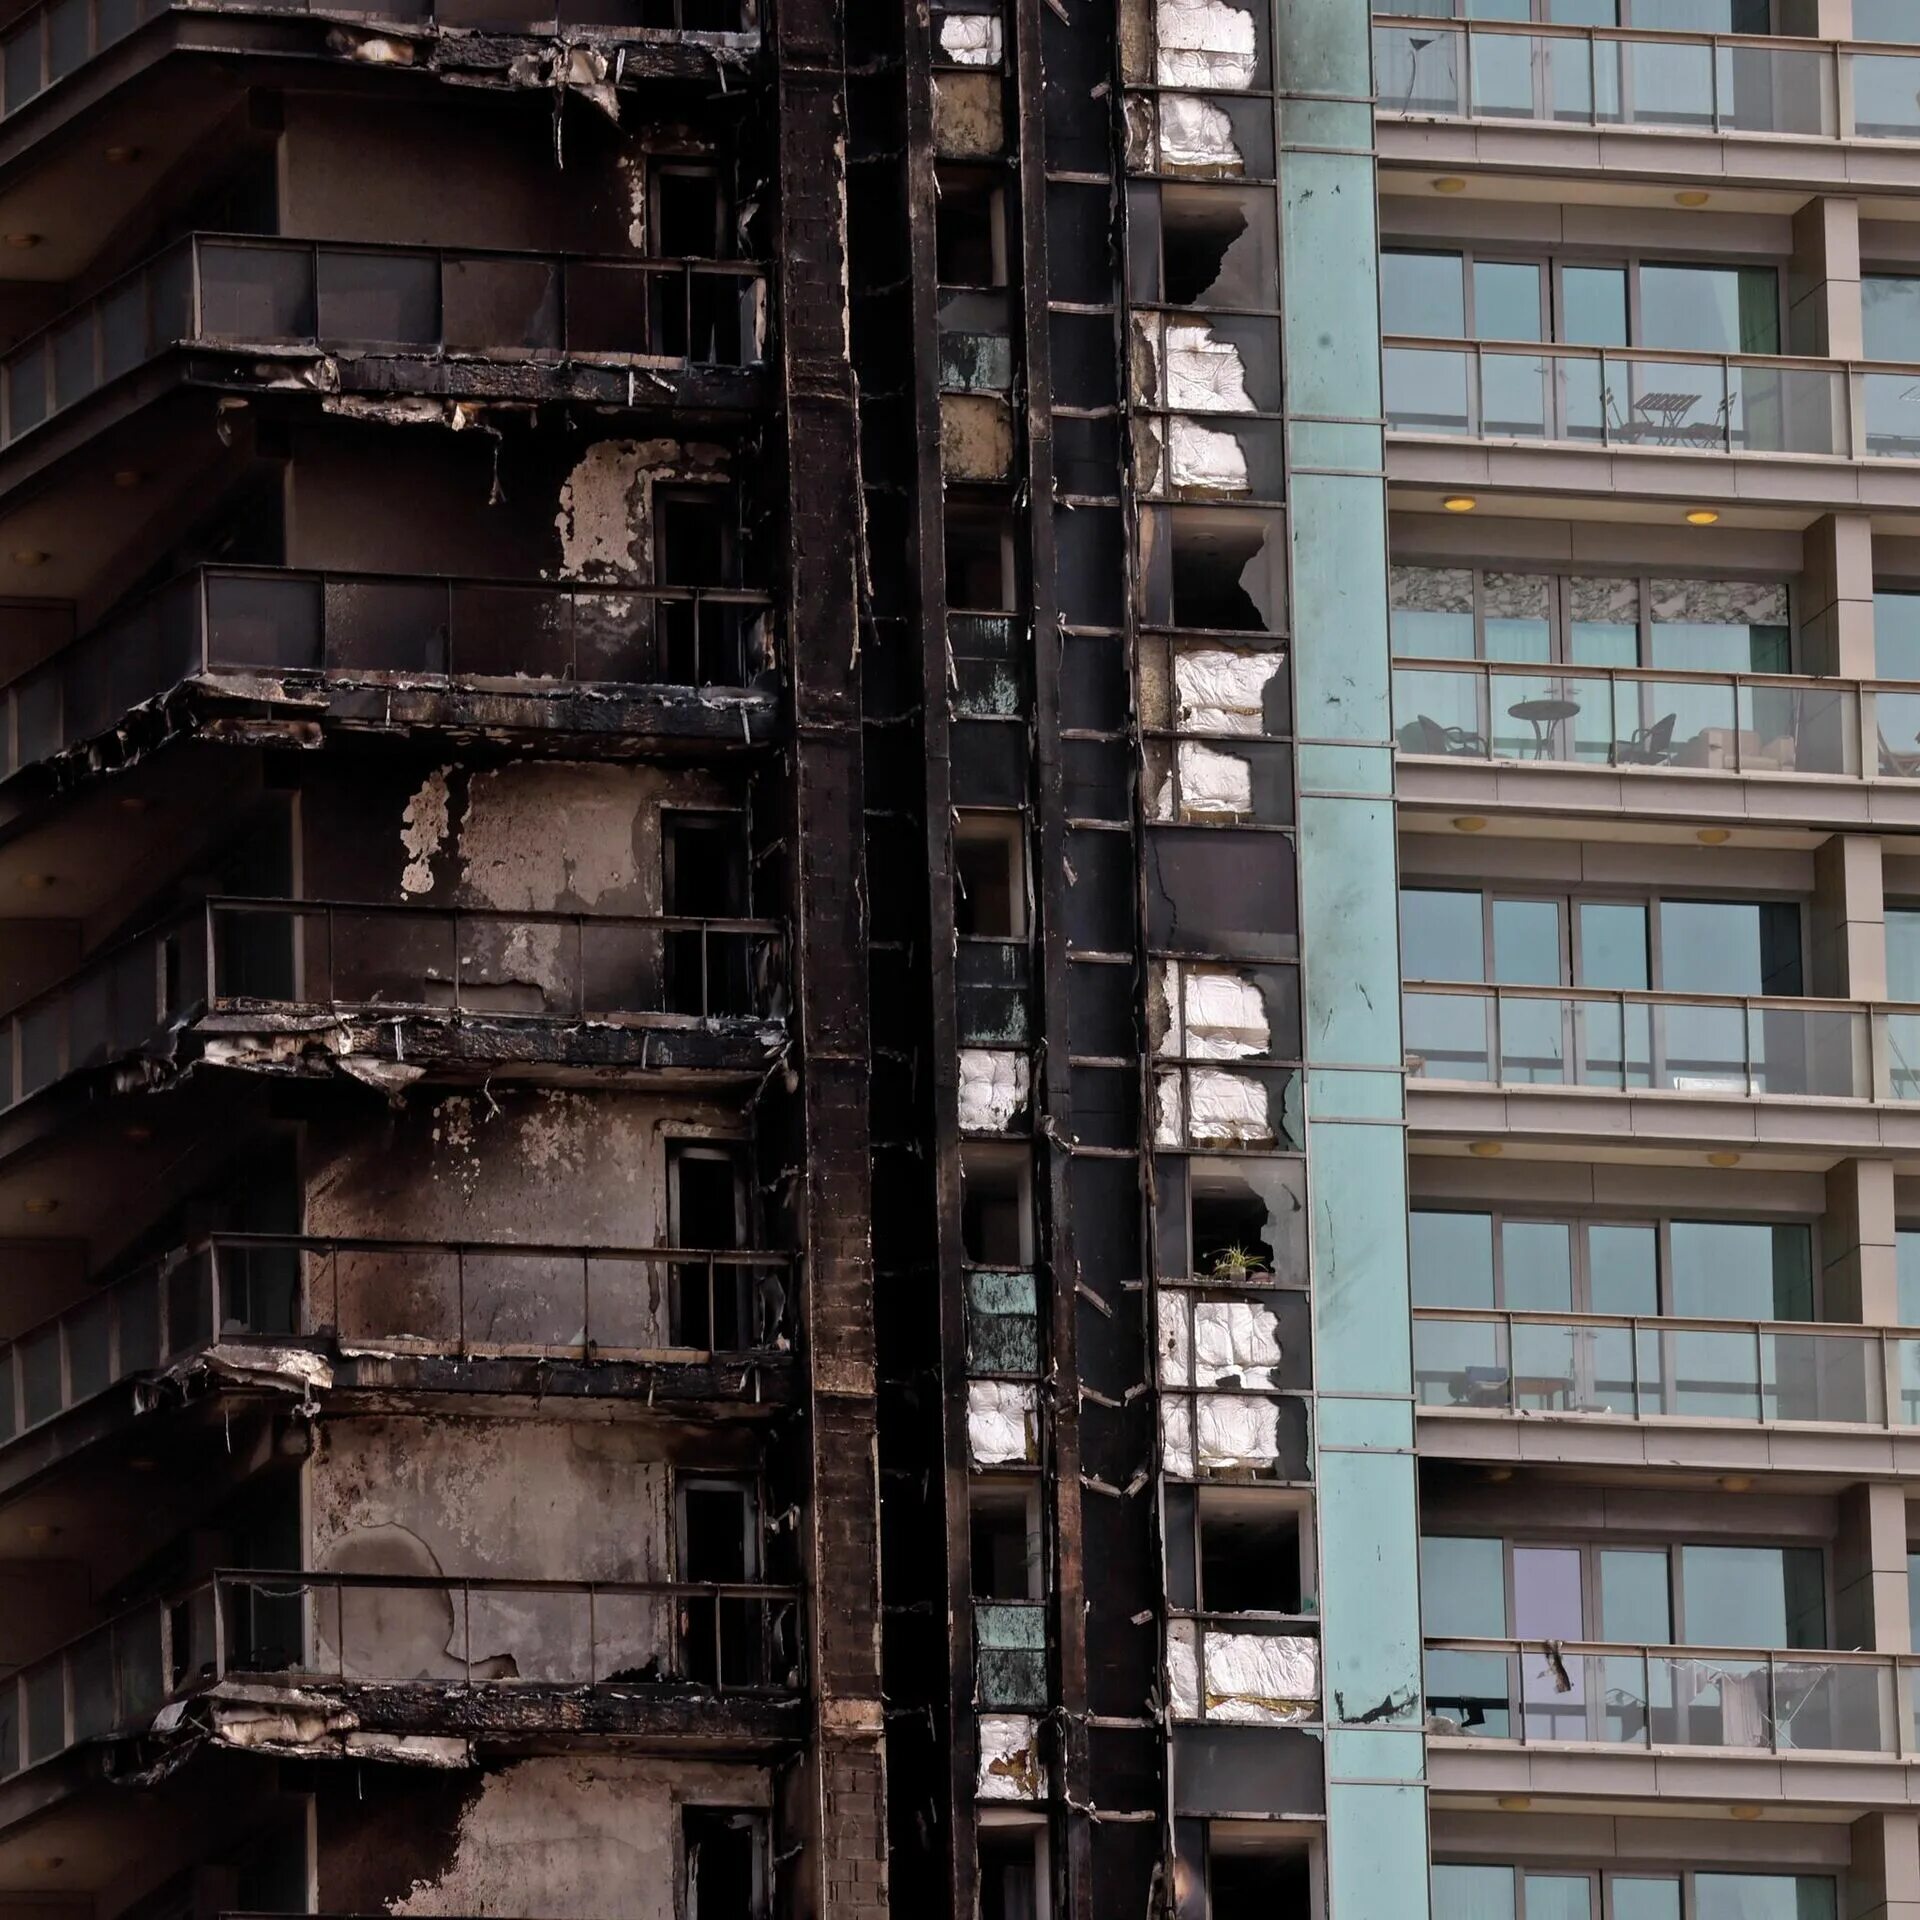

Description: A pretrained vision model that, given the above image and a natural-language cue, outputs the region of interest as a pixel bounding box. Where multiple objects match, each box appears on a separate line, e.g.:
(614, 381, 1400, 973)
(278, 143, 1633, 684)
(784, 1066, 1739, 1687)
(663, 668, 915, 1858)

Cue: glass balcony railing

(1375, 19, 1920, 143)
(1424, 1637, 1900, 1754)
(0, 1565, 799, 1780)
(0, 1233, 794, 1443)
(1384, 339, 1847, 455)
(1413, 1310, 1920, 1426)
(0, 232, 765, 449)
(1393, 662, 1861, 776)
(0, 895, 783, 1114)
(1404, 986, 1876, 1098)
(0, 0, 751, 127)
(0, 566, 773, 782)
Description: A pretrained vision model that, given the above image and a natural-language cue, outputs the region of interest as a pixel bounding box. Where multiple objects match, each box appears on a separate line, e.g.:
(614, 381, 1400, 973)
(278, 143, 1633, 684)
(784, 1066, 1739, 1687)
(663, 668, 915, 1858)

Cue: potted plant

(1205, 1243, 1269, 1284)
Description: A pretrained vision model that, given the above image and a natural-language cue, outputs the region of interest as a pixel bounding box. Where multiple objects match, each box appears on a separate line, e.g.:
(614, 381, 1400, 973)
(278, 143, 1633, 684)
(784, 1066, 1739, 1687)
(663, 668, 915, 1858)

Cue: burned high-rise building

(20, 0, 1920, 1917)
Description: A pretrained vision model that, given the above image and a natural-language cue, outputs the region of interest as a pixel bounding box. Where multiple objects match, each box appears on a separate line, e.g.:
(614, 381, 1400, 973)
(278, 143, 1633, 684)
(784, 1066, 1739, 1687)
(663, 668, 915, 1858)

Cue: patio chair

(1411, 712, 1487, 757)
(1613, 712, 1676, 766)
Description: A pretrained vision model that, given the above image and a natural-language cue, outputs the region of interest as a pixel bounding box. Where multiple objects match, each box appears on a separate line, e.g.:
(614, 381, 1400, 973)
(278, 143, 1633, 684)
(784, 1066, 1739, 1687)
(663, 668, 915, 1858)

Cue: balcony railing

(0, 1566, 799, 1780)
(1393, 661, 1862, 778)
(1414, 1309, 1920, 1427)
(1425, 1637, 1901, 1755)
(0, 565, 773, 781)
(0, 0, 751, 127)
(0, 231, 766, 448)
(1375, 18, 1920, 144)
(1403, 984, 1895, 1099)
(0, 1233, 792, 1442)
(0, 895, 782, 1112)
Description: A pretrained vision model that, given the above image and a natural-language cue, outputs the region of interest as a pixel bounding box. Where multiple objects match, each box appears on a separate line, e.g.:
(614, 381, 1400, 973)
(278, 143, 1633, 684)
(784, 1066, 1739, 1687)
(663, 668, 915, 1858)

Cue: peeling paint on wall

(401, 767, 455, 896)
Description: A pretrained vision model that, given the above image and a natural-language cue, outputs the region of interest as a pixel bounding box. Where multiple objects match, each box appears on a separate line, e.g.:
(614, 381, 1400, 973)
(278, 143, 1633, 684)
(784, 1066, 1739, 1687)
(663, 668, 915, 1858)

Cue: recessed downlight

(1497, 1795, 1532, 1811)
(22, 1198, 57, 1215)
(1675, 190, 1711, 207)
(1468, 1141, 1503, 1158)
(1443, 495, 1478, 513)
(1432, 177, 1468, 194)
(1707, 1151, 1741, 1168)
(10, 549, 47, 567)
(1729, 1804, 1763, 1821)
(1685, 509, 1722, 526)
(1720, 1475, 1754, 1493)
(1453, 816, 1488, 833)
(1697, 827, 1731, 845)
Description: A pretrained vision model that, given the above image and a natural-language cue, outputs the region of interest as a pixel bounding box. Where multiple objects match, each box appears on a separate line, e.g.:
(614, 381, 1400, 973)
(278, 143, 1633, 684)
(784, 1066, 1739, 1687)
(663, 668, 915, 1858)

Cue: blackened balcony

(0, 1565, 802, 1784)
(0, 566, 777, 783)
(0, 1234, 795, 1461)
(0, 232, 767, 451)
(0, 895, 786, 1113)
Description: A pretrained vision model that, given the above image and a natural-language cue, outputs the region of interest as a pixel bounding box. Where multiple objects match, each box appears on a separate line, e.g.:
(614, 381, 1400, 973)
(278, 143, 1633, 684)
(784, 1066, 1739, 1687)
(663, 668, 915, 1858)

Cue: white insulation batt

(1158, 93, 1242, 171)
(1155, 742, 1253, 820)
(1156, 0, 1257, 88)
(1157, 1296, 1281, 1389)
(1173, 649, 1281, 734)
(1168, 1623, 1320, 1725)
(1165, 322, 1255, 412)
(939, 11, 1003, 63)
(968, 1379, 1039, 1466)
(1156, 1066, 1272, 1146)
(958, 1049, 1031, 1133)
(1160, 1393, 1281, 1474)
(977, 1714, 1047, 1799)
(1167, 417, 1250, 494)
(1163, 963, 1269, 1060)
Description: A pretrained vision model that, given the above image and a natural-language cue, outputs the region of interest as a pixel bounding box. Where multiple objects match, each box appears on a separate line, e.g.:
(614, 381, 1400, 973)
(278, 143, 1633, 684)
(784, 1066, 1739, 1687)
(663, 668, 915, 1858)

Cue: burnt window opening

(676, 1477, 764, 1686)
(682, 1807, 768, 1920)
(639, 0, 740, 28)
(1137, 185, 1280, 311)
(962, 1145, 1033, 1266)
(946, 506, 1017, 612)
(1143, 507, 1286, 635)
(979, 1822, 1049, 1920)
(1203, 1825, 1314, 1919)
(970, 1481, 1040, 1601)
(1191, 1163, 1283, 1280)
(649, 165, 743, 365)
(667, 1141, 756, 1348)
(663, 810, 753, 1016)
(936, 170, 1009, 289)
(1197, 1490, 1303, 1616)
(204, 799, 298, 1003)
(955, 812, 1028, 939)
(653, 165, 729, 259)
(655, 487, 747, 685)
(231, 1811, 313, 1916)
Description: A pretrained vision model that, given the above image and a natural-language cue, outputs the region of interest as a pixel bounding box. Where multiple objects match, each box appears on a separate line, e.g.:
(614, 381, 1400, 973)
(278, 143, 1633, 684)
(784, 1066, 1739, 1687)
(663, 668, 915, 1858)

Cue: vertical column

(1798, 512, 1876, 680)
(1834, 1482, 1911, 1652)
(1811, 833, 1886, 1000)
(1790, 196, 1863, 359)
(1824, 1157, 1901, 1324)
(1847, 1812, 1920, 1920)
(1288, 3, 1431, 1914)
(775, 2, 889, 1913)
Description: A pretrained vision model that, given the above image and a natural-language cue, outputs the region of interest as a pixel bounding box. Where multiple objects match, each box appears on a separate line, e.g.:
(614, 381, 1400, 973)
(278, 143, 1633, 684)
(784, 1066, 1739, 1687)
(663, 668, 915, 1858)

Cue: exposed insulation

(939, 12, 1003, 63)
(1163, 963, 1269, 1059)
(1173, 649, 1282, 735)
(968, 1379, 1039, 1465)
(1157, 93, 1243, 173)
(1192, 1299, 1280, 1388)
(1155, 0, 1258, 91)
(977, 1714, 1046, 1799)
(1161, 1394, 1282, 1473)
(1166, 416, 1250, 494)
(958, 1048, 1031, 1133)
(1156, 1291, 1191, 1388)
(1155, 1065, 1272, 1146)
(1168, 1625, 1319, 1725)
(1155, 740, 1253, 819)
(1165, 321, 1255, 413)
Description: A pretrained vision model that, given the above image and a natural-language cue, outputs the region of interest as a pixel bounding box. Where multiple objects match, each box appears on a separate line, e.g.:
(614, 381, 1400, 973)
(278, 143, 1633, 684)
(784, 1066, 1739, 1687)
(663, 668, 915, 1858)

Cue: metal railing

(1374, 18, 1920, 143)
(1393, 660, 1861, 777)
(1403, 983, 1886, 1099)
(1425, 1636, 1900, 1755)
(0, 1566, 799, 1780)
(1413, 1309, 1920, 1426)
(0, 565, 773, 780)
(0, 231, 765, 448)
(0, 1233, 793, 1441)
(0, 0, 752, 126)
(0, 895, 783, 1111)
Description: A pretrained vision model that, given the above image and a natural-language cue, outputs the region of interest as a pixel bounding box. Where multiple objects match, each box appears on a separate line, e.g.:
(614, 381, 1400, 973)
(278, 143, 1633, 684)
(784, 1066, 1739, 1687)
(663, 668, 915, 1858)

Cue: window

(1164, 1485, 1306, 1614)
(1395, 0, 1769, 21)
(955, 813, 1028, 938)
(662, 810, 753, 1016)
(1432, 1870, 1835, 1920)
(667, 1143, 754, 1348)
(936, 170, 1007, 288)
(1865, 275, 1920, 363)
(962, 1145, 1033, 1266)
(652, 165, 728, 259)
(676, 1478, 763, 1686)
(655, 487, 744, 684)
(1389, 566, 1791, 671)
(1876, 590, 1920, 679)
(946, 505, 1017, 611)
(1399, 887, 1804, 996)
(1382, 250, 1781, 355)
(979, 1823, 1049, 1920)
(1900, 1229, 1920, 1323)
(971, 1482, 1041, 1600)
(683, 1807, 767, 1920)
(1856, 0, 1920, 39)
(1420, 1534, 1828, 1648)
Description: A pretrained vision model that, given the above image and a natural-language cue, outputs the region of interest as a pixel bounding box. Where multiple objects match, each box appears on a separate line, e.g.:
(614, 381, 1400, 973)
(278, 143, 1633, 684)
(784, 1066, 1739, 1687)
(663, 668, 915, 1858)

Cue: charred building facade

(0, 0, 1424, 1917)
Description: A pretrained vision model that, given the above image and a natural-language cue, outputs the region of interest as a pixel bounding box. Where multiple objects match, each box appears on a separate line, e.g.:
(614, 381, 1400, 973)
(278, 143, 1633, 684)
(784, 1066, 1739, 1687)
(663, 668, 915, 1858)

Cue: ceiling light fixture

(112, 468, 143, 490)
(1719, 1474, 1754, 1493)
(22, 1198, 57, 1215)
(1685, 509, 1722, 526)
(1707, 1151, 1741, 1168)
(1443, 495, 1477, 513)
(1432, 177, 1468, 194)
(1468, 1141, 1503, 1158)
(1496, 1796, 1532, 1812)
(1675, 190, 1711, 207)
(1697, 827, 1731, 846)
(1453, 816, 1488, 833)
(104, 144, 141, 163)
(4, 233, 40, 250)
(1729, 1804, 1763, 1821)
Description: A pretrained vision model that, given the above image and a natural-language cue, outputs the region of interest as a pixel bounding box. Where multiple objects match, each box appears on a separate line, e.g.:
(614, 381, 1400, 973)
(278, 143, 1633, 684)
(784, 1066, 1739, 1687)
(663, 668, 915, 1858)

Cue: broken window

(1138, 506, 1286, 634)
(1153, 1154, 1306, 1286)
(1132, 184, 1278, 310)
(683, 1807, 768, 1920)
(1133, 312, 1281, 415)
(1133, 415, 1285, 505)
(946, 504, 1018, 611)
(654, 486, 748, 685)
(1183, 1822, 1314, 1920)
(971, 1481, 1042, 1600)
(668, 1142, 754, 1348)
(955, 811, 1028, 938)
(979, 1820, 1049, 1920)
(936, 169, 1009, 288)
(1197, 1489, 1303, 1614)
(663, 810, 752, 1015)
(638, 0, 740, 26)
(961, 1145, 1034, 1266)
(676, 1477, 763, 1686)
(1145, 826, 1297, 961)
(653, 165, 730, 258)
